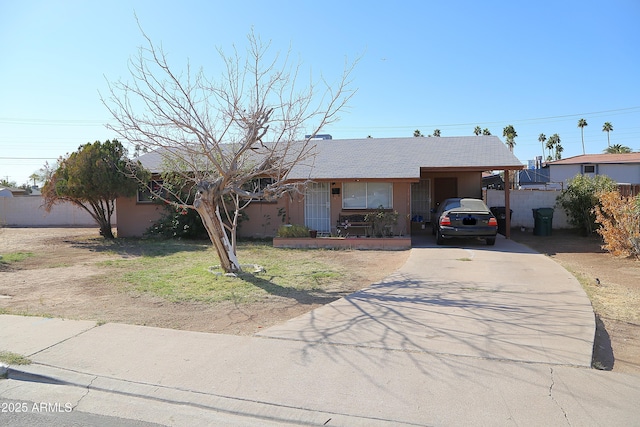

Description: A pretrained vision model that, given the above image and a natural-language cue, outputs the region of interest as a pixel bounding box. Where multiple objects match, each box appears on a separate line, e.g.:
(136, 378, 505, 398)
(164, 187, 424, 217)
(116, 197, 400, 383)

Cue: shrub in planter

(277, 224, 311, 238)
(365, 206, 399, 237)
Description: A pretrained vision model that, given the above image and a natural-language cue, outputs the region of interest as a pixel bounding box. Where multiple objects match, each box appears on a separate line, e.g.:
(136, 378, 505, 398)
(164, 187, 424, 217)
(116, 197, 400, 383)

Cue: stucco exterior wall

(598, 164, 640, 183)
(115, 197, 164, 237)
(0, 196, 106, 227)
(422, 171, 483, 199)
(241, 180, 412, 237)
(115, 174, 484, 238)
(549, 163, 640, 186)
(486, 189, 570, 229)
(237, 201, 288, 238)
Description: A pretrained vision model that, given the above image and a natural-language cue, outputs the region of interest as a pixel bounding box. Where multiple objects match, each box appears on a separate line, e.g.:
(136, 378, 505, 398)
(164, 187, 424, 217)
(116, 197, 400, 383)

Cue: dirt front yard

(0, 228, 409, 336)
(1, 227, 638, 375)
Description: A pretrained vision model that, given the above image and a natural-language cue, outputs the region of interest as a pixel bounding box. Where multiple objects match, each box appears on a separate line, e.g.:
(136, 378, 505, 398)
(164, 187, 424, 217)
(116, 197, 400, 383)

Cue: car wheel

(486, 238, 496, 246)
(436, 229, 444, 245)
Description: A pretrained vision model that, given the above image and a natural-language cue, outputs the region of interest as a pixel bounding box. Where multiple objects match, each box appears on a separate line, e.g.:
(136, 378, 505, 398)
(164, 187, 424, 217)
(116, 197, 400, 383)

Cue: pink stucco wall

(116, 197, 165, 237)
(116, 174, 481, 238)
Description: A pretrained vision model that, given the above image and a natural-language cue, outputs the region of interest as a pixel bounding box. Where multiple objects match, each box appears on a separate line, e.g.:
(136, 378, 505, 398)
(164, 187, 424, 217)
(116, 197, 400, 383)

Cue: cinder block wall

(0, 196, 107, 227)
(486, 189, 570, 229)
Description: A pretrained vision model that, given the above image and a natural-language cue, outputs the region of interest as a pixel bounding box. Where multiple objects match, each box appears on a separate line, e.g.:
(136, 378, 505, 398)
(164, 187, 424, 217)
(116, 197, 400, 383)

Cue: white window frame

(342, 182, 393, 209)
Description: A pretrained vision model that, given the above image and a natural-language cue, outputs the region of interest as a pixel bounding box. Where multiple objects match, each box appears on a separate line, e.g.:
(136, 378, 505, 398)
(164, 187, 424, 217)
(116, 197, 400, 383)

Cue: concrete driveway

(258, 235, 595, 367)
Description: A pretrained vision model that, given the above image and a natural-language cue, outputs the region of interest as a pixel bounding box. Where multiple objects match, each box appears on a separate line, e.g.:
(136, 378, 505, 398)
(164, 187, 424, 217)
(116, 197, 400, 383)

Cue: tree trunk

(194, 194, 241, 273)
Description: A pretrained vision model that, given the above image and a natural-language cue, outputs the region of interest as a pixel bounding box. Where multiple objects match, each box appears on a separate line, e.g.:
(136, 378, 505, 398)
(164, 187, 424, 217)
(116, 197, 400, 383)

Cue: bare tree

(103, 29, 356, 273)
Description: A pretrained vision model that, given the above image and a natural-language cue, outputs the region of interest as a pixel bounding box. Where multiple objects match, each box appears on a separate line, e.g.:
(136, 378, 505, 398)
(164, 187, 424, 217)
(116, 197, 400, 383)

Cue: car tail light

(440, 216, 451, 226)
(488, 217, 498, 227)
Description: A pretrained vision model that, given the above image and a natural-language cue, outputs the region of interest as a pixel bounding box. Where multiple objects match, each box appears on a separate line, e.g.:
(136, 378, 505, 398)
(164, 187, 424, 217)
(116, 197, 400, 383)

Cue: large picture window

(342, 182, 393, 209)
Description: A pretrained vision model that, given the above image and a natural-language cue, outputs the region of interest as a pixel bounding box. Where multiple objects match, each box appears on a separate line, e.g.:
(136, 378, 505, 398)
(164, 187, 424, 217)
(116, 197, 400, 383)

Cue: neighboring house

(116, 136, 524, 238)
(547, 153, 640, 194)
(0, 187, 27, 197)
(517, 168, 552, 190)
(482, 172, 504, 190)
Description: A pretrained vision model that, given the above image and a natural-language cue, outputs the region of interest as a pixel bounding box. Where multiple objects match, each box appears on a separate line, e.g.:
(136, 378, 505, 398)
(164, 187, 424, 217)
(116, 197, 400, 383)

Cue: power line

(331, 106, 640, 131)
(0, 157, 58, 160)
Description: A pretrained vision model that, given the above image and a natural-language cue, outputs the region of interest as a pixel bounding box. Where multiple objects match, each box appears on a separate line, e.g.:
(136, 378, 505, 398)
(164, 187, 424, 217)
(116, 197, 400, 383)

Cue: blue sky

(1, 0, 639, 186)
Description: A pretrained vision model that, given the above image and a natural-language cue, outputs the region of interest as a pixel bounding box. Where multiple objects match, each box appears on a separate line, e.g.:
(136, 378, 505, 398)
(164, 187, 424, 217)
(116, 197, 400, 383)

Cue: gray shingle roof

(287, 136, 524, 180)
(138, 136, 524, 180)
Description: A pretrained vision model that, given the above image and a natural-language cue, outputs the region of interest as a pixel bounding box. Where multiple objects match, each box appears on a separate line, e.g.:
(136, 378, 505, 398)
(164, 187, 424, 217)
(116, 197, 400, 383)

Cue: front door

(305, 182, 330, 233)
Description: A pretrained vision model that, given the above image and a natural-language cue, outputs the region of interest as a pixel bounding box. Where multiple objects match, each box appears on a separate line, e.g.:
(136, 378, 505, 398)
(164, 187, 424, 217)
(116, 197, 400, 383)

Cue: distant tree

(432, 129, 441, 137)
(555, 142, 564, 160)
(367, 135, 373, 138)
(578, 118, 588, 154)
(502, 125, 517, 152)
(604, 144, 632, 154)
(0, 179, 17, 188)
(42, 140, 148, 239)
(35, 160, 59, 185)
(473, 126, 482, 136)
(602, 122, 613, 147)
(413, 129, 424, 137)
(482, 128, 491, 135)
(546, 134, 560, 161)
(28, 173, 39, 186)
(538, 133, 547, 159)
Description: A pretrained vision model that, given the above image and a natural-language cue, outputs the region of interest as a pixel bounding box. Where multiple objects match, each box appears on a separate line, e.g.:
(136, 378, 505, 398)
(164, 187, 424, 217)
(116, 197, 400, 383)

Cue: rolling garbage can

(490, 207, 513, 236)
(532, 208, 554, 236)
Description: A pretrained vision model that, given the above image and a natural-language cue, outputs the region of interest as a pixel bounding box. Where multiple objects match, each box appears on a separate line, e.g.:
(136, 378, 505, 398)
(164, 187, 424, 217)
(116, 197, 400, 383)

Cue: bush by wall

(594, 191, 640, 258)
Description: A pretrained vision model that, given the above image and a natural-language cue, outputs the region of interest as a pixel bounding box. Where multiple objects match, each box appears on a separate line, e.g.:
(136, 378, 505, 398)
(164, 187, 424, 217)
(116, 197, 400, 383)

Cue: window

(342, 182, 392, 209)
(583, 165, 596, 174)
(137, 180, 165, 203)
(243, 177, 275, 202)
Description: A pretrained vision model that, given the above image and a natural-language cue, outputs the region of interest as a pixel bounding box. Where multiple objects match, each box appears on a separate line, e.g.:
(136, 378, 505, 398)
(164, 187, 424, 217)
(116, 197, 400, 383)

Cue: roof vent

(305, 134, 332, 140)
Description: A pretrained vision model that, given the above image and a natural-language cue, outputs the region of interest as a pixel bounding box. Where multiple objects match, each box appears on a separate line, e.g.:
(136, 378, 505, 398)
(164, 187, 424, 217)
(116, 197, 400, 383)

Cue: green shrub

(365, 206, 399, 237)
(556, 174, 617, 235)
(145, 204, 209, 240)
(277, 224, 310, 237)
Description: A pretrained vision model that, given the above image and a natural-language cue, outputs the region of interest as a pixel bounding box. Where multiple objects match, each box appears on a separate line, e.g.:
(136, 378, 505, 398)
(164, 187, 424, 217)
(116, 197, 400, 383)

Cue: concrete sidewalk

(1, 237, 640, 426)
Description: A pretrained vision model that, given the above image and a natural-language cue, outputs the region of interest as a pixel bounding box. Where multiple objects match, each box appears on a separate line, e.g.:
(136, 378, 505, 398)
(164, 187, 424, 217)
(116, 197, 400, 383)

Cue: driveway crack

(548, 367, 570, 425)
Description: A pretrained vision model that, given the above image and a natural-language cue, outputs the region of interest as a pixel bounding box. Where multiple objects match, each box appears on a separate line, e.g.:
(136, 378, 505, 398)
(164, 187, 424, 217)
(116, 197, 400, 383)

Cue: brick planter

(272, 237, 411, 250)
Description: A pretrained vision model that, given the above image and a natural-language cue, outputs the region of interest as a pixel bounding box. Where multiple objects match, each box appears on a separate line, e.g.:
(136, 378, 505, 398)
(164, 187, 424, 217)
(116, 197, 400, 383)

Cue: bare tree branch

(102, 27, 357, 272)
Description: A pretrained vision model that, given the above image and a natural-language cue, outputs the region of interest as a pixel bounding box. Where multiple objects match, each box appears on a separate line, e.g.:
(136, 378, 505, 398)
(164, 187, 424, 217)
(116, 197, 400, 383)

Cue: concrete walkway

(1, 236, 639, 426)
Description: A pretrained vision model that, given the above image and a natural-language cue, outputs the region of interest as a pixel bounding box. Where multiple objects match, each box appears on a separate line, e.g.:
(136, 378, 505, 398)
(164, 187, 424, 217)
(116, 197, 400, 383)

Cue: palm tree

(547, 134, 560, 161)
(604, 144, 632, 154)
(474, 126, 482, 136)
(538, 133, 547, 159)
(432, 129, 441, 137)
(482, 128, 491, 135)
(413, 129, 424, 137)
(602, 122, 613, 147)
(555, 142, 564, 160)
(502, 125, 517, 152)
(577, 118, 588, 154)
